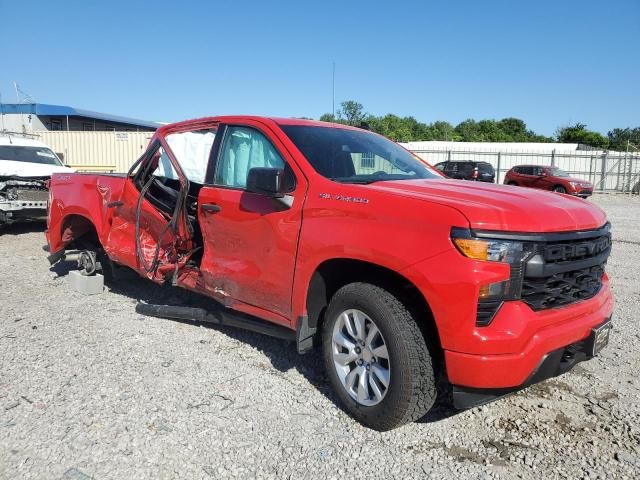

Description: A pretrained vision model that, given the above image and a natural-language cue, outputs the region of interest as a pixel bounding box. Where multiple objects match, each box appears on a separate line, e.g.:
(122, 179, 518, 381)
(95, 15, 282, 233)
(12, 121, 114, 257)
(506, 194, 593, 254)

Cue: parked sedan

(433, 160, 495, 183)
(504, 165, 593, 198)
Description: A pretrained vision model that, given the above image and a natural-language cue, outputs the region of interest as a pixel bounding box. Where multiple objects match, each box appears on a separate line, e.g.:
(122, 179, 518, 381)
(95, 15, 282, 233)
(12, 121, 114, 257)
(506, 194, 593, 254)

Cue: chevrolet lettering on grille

(543, 235, 611, 262)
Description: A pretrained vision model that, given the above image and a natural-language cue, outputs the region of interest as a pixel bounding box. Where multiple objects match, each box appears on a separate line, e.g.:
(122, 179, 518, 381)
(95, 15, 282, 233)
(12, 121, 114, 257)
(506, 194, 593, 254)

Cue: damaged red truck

(45, 117, 613, 430)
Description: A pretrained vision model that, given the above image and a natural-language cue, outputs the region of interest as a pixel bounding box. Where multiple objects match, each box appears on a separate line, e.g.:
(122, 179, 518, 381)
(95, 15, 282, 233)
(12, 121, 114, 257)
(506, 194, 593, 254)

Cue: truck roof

(0, 134, 52, 149)
(156, 116, 365, 136)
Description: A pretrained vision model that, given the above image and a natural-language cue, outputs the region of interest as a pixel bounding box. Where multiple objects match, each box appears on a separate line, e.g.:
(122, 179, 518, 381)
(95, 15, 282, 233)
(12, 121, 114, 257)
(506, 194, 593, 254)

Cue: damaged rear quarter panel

(47, 173, 126, 253)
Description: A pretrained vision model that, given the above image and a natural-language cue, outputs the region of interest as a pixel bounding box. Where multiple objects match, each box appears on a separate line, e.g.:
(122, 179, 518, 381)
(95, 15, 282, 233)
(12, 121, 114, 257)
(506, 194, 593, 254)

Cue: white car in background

(0, 135, 73, 226)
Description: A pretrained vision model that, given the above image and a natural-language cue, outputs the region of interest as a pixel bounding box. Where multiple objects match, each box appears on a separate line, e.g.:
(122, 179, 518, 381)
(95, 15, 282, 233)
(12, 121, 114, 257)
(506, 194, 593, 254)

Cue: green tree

(556, 123, 609, 149)
(317, 100, 556, 144)
(337, 101, 365, 125)
(498, 118, 529, 141)
(607, 127, 640, 151)
(319, 113, 337, 122)
(366, 114, 414, 141)
(426, 121, 460, 141)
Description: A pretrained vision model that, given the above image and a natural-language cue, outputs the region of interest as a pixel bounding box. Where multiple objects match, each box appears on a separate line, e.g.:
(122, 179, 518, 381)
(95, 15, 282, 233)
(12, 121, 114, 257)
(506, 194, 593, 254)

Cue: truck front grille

(521, 264, 605, 310)
(467, 223, 611, 325)
(16, 188, 48, 202)
(520, 226, 610, 311)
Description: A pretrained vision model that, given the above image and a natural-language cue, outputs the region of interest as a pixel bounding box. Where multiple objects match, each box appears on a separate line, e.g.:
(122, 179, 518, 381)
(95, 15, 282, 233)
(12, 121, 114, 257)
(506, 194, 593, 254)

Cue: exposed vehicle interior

(128, 126, 296, 273)
(130, 129, 217, 270)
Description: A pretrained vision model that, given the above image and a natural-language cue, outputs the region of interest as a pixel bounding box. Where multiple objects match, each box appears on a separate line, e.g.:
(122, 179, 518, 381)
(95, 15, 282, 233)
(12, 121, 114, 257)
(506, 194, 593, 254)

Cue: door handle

(201, 203, 222, 214)
(107, 201, 124, 208)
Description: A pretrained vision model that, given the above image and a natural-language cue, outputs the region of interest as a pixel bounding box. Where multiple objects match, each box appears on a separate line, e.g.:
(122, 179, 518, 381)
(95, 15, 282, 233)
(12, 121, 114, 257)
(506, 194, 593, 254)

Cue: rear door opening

(105, 126, 218, 282)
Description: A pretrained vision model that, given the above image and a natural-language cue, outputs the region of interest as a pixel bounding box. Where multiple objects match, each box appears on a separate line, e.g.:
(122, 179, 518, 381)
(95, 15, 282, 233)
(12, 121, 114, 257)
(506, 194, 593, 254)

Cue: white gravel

(1, 194, 639, 479)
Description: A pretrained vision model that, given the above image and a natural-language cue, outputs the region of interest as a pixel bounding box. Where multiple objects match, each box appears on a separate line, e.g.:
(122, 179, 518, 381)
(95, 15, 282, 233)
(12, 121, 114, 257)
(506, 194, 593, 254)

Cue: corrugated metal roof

(0, 103, 161, 129)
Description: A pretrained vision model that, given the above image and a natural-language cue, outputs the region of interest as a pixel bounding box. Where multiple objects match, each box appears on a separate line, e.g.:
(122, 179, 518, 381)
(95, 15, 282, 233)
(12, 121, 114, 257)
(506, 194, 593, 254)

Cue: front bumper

(574, 188, 593, 197)
(0, 199, 47, 222)
(452, 316, 611, 409)
(444, 276, 613, 390)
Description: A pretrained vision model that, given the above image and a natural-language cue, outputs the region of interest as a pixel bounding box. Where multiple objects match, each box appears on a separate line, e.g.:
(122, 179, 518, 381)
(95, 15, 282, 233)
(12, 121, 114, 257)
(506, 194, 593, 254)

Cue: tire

(321, 282, 436, 431)
(553, 185, 567, 194)
(507, 181, 518, 186)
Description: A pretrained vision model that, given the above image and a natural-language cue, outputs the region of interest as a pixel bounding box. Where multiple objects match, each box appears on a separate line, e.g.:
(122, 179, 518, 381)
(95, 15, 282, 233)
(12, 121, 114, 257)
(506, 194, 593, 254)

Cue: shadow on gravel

(50, 259, 458, 426)
(416, 401, 460, 424)
(0, 221, 46, 236)
(50, 261, 342, 407)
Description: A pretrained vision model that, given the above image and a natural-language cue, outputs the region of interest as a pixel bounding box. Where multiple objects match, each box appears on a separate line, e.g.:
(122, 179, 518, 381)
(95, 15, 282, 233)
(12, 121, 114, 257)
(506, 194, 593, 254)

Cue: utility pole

(332, 62, 336, 118)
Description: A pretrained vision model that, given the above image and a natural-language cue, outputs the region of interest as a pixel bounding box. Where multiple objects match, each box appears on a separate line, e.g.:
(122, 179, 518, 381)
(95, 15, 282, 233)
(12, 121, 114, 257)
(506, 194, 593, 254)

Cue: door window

(458, 163, 474, 175)
(215, 126, 285, 188)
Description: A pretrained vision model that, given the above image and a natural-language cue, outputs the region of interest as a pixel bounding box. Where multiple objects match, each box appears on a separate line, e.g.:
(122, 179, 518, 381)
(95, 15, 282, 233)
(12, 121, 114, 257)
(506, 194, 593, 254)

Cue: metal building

(0, 103, 161, 133)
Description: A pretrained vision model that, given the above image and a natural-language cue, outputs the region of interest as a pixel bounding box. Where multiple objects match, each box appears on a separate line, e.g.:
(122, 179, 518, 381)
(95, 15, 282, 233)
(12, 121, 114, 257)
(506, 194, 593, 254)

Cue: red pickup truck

(46, 117, 613, 430)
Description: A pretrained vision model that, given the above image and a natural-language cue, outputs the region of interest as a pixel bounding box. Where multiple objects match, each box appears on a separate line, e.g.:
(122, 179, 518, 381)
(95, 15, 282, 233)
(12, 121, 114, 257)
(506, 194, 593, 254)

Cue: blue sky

(0, 0, 638, 136)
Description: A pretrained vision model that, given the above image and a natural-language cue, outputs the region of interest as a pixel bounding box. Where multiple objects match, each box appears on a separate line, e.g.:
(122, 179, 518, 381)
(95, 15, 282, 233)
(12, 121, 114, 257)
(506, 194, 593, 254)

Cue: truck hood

(0, 159, 74, 178)
(368, 179, 606, 232)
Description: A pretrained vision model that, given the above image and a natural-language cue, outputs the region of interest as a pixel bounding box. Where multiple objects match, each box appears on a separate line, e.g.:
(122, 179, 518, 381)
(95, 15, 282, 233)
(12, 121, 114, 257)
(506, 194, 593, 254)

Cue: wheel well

(61, 214, 101, 250)
(552, 184, 566, 191)
(306, 258, 443, 362)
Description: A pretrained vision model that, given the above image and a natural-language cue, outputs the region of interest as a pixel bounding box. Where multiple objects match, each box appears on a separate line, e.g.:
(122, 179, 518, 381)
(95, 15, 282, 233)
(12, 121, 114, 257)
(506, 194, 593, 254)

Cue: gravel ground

(1, 194, 639, 479)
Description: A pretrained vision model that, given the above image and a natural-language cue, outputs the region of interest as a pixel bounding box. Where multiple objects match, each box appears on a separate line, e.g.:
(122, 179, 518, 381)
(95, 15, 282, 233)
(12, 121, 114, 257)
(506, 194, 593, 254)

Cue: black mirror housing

(246, 167, 284, 197)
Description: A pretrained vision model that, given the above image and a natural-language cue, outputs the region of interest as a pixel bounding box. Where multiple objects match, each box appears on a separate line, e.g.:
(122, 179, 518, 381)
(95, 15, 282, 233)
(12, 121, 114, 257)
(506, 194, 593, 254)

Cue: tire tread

(323, 282, 436, 430)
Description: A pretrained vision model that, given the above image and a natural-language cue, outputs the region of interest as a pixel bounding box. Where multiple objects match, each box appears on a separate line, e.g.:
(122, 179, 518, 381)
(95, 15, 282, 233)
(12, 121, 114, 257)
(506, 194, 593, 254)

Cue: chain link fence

(408, 147, 640, 194)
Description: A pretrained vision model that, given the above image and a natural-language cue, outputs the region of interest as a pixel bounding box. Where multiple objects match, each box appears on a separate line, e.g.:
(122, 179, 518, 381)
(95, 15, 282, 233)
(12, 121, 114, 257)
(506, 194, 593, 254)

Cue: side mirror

(246, 167, 284, 197)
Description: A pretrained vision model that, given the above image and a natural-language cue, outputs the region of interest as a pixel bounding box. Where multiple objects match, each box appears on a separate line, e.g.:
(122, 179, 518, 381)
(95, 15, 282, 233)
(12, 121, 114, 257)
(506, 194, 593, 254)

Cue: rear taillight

(472, 169, 479, 180)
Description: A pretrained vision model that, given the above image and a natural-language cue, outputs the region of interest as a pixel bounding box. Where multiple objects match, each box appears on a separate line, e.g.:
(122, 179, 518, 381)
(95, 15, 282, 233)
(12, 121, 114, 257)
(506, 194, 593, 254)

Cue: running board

(135, 303, 296, 341)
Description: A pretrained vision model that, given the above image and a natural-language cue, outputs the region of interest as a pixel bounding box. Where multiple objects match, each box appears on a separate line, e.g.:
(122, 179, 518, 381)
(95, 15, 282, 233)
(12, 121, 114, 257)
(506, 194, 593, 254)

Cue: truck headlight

(451, 229, 524, 264)
(451, 228, 531, 327)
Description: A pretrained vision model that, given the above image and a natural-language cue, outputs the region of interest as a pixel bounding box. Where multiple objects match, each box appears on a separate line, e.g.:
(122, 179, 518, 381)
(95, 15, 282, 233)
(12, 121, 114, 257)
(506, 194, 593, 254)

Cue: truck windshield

(0, 146, 63, 166)
(281, 125, 441, 183)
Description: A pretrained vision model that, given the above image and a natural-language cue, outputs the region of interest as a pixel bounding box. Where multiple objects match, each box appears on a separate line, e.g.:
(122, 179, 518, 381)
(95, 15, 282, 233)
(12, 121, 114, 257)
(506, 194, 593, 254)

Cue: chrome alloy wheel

(331, 309, 390, 406)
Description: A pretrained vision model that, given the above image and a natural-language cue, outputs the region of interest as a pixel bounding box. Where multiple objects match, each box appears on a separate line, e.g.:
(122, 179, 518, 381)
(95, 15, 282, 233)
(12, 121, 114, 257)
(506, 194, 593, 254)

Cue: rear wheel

(322, 282, 436, 431)
(553, 185, 567, 194)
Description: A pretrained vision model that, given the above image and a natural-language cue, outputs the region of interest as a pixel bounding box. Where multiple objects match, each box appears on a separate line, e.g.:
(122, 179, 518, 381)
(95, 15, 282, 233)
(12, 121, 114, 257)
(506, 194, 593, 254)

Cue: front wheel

(322, 283, 436, 431)
(553, 185, 567, 194)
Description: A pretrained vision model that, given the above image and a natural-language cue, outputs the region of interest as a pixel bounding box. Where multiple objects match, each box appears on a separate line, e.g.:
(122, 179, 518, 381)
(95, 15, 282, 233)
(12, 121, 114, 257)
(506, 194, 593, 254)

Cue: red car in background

(504, 165, 594, 198)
